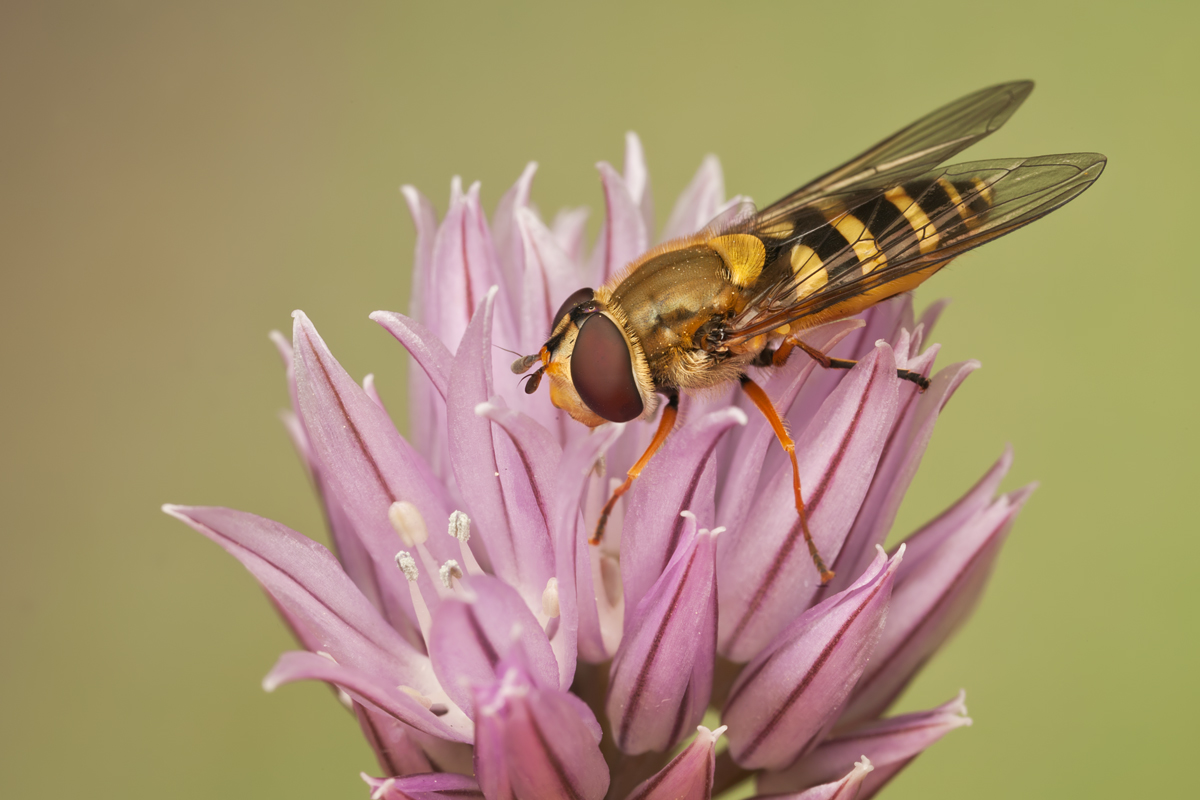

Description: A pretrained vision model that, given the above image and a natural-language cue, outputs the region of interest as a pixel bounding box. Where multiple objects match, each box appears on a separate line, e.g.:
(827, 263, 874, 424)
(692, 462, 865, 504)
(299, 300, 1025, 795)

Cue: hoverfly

(512, 81, 1104, 583)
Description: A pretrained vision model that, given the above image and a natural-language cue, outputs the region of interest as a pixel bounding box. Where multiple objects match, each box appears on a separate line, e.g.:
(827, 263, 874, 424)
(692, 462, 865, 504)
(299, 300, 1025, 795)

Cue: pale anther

(388, 500, 428, 546)
(439, 559, 462, 589)
(315, 650, 337, 663)
(541, 577, 560, 618)
(395, 550, 419, 582)
(448, 510, 471, 543)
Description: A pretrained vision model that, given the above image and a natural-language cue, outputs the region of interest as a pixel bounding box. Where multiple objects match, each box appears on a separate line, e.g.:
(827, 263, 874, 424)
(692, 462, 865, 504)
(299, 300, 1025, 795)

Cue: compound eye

(571, 313, 643, 422)
(552, 287, 595, 330)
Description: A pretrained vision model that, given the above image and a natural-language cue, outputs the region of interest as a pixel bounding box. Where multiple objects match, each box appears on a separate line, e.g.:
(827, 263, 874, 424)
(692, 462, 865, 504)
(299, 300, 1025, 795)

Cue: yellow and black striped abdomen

(754, 175, 995, 304)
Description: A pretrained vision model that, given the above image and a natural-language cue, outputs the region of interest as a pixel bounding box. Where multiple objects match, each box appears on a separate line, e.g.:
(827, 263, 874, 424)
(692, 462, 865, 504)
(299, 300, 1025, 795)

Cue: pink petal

(661, 155, 725, 241)
(622, 725, 725, 800)
(399, 185, 439, 324)
(755, 758, 875, 800)
(491, 161, 539, 304)
(427, 182, 515, 354)
(292, 311, 457, 620)
(622, 407, 746, 617)
(715, 319, 864, 535)
(607, 516, 719, 754)
(362, 772, 483, 800)
(446, 288, 556, 605)
(723, 549, 902, 771)
(472, 662, 609, 800)
(516, 206, 588, 356)
(163, 505, 425, 678)
(759, 691, 971, 799)
(623, 131, 656, 240)
(371, 309, 456, 486)
(826, 358, 979, 592)
(552, 206, 590, 263)
(428, 574, 558, 719)
(355, 706, 434, 778)
(842, 461, 1032, 723)
(272, 336, 393, 629)
(590, 162, 649, 284)
(718, 344, 901, 663)
(552, 422, 626, 674)
(263, 650, 470, 742)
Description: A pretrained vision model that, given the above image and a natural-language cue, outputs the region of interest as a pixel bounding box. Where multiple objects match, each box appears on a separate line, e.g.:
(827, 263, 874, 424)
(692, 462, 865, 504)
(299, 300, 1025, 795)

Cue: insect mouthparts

(511, 354, 540, 374)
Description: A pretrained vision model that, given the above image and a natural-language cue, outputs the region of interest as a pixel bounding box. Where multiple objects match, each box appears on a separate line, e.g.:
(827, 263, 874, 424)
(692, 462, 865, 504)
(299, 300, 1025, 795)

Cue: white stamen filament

(396, 550, 433, 646)
(315, 650, 338, 663)
(439, 559, 463, 589)
(447, 510, 484, 575)
(541, 577, 560, 618)
(388, 500, 428, 546)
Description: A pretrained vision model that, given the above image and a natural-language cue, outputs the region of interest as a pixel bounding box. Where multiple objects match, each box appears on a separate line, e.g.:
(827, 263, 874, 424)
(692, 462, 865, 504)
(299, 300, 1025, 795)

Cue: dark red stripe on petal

(724, 364, 881, 654)
(528, 706, 586, 800)
(738, 578, 887, 762)
(617, 546, 701, 748)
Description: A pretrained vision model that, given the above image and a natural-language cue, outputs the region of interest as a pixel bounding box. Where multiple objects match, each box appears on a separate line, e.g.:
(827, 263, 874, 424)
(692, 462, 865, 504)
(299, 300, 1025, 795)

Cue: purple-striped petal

(472, 662, 609, 800)
(718, 344, 901, 663)
(723, 548, 902, 771)
(715, 319, 864, 535)
(753, 759, 874, 800)
(293, 311, 458, 621)
(758, 692, 971, 799)
(826, 358, 979, 592)
(271, 334, 392, 628)
(355, 707, 434, 777)
(362, 772, 483, 800)
(622, 407, 745, 616)
(446, 288, 556, 607)
(842, 464, 1032, 723)
(553, 422, 626, 670)
(371, 309, 456, 489)
(428, 574, 558, 718)
(661, 155, 725, 241)
(264, 650, 469, 741)
(623, 725, 725, 800)
(590, 161, 649, 284)
(608, 515, 719, 754)
(162, 505, 424, 676)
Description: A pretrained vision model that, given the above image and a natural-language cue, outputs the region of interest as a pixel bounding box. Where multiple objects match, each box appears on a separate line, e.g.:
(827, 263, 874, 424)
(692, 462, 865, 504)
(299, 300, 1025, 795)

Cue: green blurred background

(2, 1, 1195, 797)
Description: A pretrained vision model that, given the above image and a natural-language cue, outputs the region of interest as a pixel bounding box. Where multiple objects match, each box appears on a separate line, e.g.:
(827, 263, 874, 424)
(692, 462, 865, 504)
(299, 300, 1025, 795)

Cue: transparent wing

(726, 152, 1107, 343)
(744, 81, 1035, 238)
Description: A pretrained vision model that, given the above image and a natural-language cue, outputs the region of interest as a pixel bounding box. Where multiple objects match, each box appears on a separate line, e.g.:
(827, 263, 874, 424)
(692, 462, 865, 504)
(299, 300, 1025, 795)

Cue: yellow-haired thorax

(542, 307, 660, 427)
(593, 233, 776, 395)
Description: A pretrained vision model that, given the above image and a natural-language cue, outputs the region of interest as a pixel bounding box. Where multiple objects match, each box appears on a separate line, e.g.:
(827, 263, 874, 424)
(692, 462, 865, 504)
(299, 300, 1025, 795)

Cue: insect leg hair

(590, 391, 680, 546)
(738, 374, 835, 584)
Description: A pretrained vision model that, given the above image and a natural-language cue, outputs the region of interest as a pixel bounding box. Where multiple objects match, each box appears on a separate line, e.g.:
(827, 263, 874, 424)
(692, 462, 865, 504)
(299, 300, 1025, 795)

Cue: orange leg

(739, 375, 835, 584)
(590, 393, 679, 546)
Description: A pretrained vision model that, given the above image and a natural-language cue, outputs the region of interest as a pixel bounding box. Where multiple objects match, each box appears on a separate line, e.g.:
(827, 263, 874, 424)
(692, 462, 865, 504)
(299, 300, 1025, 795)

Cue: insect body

(513, 81, 1105, 582)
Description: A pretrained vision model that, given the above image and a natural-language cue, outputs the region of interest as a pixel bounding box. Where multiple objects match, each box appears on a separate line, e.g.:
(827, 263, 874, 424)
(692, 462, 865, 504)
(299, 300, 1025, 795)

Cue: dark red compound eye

(571, 313, 644, 422)
(552, 287, 595, 329)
